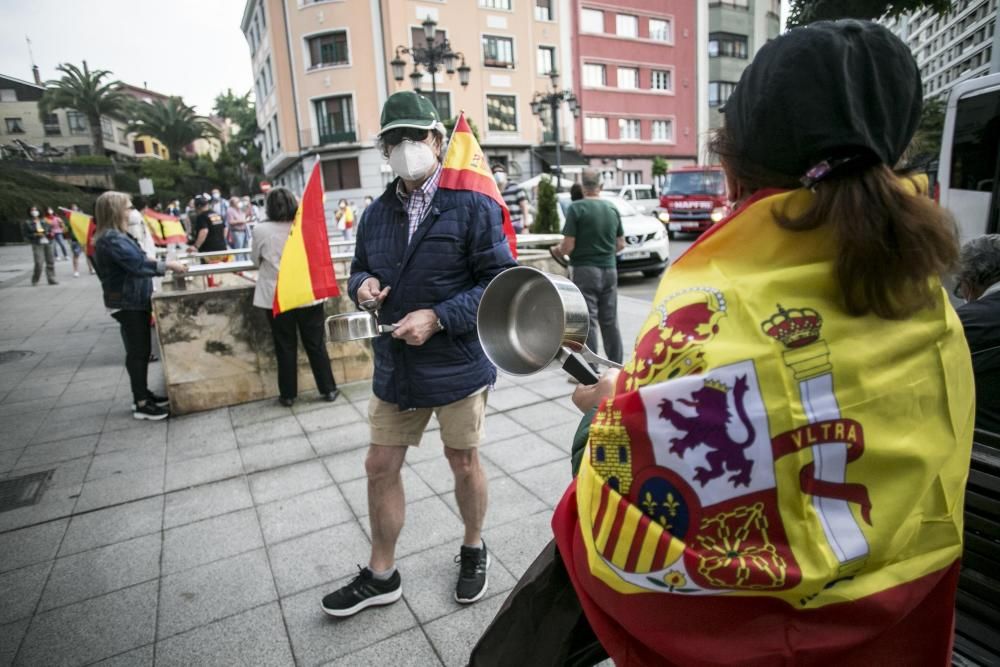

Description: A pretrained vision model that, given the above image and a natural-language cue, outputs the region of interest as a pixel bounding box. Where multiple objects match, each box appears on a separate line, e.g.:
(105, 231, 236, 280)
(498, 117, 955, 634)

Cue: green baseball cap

(378, 91, 440, 136)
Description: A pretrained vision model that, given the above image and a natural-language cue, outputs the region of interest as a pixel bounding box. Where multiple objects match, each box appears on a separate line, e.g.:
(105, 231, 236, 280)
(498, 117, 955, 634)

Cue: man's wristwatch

(435, 317, 445, 332)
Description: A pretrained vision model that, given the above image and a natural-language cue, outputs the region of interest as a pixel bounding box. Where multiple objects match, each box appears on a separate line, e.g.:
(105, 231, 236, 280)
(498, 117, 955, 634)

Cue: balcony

(317, 129, 356, 145)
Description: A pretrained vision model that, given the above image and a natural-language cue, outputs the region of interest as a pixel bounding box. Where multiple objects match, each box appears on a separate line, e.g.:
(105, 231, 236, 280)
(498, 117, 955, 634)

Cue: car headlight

(657, 210, 670, 223)
(710, 206, 728, 223)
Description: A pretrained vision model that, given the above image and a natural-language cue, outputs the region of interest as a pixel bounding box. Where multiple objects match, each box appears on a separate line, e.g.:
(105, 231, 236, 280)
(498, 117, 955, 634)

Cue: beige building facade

(242, 0, 574, 201)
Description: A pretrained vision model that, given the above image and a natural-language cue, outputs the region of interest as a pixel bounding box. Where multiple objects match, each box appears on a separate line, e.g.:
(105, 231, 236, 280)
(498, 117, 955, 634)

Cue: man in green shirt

(553, 168, 625, 364)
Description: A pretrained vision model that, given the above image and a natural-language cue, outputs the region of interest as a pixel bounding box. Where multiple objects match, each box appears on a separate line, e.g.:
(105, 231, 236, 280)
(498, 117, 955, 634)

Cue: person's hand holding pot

(358, 277, 390, 306)
(392, 309, 440, 346)
(572, 369, 619, 413)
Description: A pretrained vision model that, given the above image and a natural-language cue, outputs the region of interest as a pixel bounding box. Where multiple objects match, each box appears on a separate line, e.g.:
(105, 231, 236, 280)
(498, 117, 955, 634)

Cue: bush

(531, 175, 560, 234)
(69, 155, 113, 167)
(0, 164, 96, 243)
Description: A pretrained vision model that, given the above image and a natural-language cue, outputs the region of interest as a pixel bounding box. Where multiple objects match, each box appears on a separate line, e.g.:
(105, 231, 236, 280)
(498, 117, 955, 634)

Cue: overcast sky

(0, 0, 254, 115)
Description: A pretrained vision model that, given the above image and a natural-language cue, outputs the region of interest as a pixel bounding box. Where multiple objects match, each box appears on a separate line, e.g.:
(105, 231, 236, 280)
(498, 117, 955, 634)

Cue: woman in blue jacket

(93, 191, 187, 420)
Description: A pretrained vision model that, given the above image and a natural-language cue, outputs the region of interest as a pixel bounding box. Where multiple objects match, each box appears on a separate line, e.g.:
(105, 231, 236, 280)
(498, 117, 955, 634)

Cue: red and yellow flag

(60, 208, 96, 256)
(142, 208, 187, 246)
(439, 113, 517, 259)
(273, 162, 339, 315)
(552, 182, 973, 665)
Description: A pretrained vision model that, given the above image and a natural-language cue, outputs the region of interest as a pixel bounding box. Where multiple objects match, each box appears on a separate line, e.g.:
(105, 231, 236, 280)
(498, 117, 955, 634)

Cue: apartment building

(884, 0, 998, 100)
(242, 0, 572, 199)
(0, 70, 137, 160)
(569, 1, 698, 186)
(702, 0, 780, 140)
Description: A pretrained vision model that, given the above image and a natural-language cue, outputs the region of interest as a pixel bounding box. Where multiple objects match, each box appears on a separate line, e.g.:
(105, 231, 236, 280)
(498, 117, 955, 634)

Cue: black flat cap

(722, 19, 922, 177)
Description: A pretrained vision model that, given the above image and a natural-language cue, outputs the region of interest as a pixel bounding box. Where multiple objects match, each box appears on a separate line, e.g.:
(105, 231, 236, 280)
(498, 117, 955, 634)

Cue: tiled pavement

(0, 245, 650, 666)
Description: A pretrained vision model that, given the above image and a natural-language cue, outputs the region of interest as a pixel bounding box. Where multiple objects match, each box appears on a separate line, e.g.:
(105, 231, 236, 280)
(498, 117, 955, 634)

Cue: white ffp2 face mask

(388, 140, 437, 181)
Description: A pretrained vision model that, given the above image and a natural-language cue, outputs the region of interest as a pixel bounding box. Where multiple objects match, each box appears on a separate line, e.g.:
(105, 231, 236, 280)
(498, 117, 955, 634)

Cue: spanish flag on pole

(439, 113, 517, 259)
(60, 207, 96, 256)
(552, 183, 973, 665)
(142, 208, 187, 246)
(272, 161, 339, 315)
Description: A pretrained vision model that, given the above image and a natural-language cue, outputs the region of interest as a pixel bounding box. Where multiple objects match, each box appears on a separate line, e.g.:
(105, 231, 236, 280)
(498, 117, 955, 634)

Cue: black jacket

(94, 230, 166, 311)
(957, 288, 1000, 434)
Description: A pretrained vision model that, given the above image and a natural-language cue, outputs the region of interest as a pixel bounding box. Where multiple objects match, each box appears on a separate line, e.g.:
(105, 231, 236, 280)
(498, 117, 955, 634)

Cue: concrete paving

(0, 244, 655, 667)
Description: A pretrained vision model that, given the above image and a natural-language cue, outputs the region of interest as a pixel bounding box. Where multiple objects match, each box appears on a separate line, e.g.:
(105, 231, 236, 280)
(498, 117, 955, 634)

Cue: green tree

(651, 156, 669, 179)
(127, 97, 219, 162)
(443, 115, 481, 143)
(213, 89, 262, 193)
(908, 97, 947, 166)
(532, 175, 560, 234)
(788, 0, 953, 26)
(39, 62, 130, 156)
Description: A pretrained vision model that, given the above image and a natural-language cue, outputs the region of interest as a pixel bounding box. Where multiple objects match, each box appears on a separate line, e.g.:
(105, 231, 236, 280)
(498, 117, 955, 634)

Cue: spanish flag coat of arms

(552, 185, 975, 665)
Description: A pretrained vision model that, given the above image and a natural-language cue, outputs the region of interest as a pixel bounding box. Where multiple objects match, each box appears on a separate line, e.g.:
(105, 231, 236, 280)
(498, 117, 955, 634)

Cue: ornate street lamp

(390, 17, 469, 117)
(530, 69, 579, 192)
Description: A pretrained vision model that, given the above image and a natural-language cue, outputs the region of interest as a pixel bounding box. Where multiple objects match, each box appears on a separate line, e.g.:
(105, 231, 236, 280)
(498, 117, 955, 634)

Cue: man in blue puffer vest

(321, 92, 517, 618)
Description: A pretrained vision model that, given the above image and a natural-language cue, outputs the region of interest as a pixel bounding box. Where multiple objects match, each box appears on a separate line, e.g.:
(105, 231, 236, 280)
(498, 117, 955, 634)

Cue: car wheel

(642, 268, 664, 279)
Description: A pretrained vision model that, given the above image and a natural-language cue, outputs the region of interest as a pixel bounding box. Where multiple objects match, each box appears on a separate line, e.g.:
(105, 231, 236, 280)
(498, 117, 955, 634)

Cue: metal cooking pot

(477, 266, 622, 385)
(326, 301, 397, 342)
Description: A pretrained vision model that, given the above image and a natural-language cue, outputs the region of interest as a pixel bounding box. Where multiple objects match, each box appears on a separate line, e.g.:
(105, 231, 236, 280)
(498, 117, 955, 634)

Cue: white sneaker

(73, 271, 80, 277)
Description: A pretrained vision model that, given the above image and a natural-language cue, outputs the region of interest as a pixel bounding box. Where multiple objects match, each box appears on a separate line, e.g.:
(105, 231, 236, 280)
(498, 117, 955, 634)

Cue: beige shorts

(369, 391, 488, 449)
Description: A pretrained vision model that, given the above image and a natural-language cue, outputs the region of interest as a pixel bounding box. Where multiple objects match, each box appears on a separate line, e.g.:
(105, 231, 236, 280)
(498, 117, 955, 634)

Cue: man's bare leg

(366, 443, 408, 571)
(445, 447, 487, 545)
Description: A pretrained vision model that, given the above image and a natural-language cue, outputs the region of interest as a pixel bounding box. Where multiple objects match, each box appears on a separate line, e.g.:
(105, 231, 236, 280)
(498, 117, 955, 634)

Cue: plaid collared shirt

(396, 163, 442, 243)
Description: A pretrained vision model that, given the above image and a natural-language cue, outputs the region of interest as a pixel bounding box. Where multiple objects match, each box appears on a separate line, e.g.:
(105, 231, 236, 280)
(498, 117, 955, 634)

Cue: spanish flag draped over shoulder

(273, 162, 339, 315)
(142, 208, 187, 246)
(438, 113, 517, 259)
(552, 184, 974, 665)
(60, 207, 96, 256)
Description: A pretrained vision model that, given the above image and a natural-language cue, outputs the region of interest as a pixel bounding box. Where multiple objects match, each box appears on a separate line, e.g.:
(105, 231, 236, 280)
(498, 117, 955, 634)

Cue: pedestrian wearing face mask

(321, 91, 516, 619)
(22, 205, 58, 285)
(491, 165, 530, 233)
(226, 196, 250, 252)
(334, 198, 355, 241)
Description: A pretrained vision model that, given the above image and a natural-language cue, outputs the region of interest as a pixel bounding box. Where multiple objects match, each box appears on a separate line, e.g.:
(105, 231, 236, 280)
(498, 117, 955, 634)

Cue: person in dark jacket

(321, 92, 517, 618)
(93, 191, 187, 421)
(956, 234, 1000, 434)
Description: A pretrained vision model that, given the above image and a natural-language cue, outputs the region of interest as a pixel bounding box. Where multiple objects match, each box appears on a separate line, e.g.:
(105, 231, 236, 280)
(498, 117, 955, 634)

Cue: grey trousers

(32, 243, 56, 285)
(570, 265, 623, 364)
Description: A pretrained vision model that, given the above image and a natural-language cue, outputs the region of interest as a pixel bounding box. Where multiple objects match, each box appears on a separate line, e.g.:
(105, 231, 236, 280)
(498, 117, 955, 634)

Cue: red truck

(657, 166, 731, 239)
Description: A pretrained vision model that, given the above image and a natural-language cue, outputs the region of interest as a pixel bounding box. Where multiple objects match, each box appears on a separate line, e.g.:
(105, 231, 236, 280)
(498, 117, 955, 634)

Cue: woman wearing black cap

(471, 20, 973, 667)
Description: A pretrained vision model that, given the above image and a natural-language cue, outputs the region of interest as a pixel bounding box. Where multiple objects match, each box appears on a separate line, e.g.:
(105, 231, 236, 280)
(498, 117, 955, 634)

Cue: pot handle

(378, 324, 398, 333)
(579, 345, 624, 370)
(557, 348, 601, 385)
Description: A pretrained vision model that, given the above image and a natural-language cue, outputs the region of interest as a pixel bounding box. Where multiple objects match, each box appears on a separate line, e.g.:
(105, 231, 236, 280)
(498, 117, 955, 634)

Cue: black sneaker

(455, 542, 490, 604)
(146, 392, 169, 407)
(321, 566, 402, 618)
(323, 389, 340, 402)
(133, 402, 169, 421)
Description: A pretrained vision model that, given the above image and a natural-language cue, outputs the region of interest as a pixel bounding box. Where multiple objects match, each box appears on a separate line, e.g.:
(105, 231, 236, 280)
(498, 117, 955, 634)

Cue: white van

(603, 184, 660, 215)
(937, 72, 1000, 242)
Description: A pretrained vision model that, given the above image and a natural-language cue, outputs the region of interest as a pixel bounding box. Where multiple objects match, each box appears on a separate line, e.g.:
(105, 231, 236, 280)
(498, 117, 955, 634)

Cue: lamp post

(530, 70, 578, 192)
(390, 17, 470, 115)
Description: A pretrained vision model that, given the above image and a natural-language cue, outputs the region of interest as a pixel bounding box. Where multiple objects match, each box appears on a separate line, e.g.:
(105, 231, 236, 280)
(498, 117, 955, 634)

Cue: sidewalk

(0, 244, 651, 667)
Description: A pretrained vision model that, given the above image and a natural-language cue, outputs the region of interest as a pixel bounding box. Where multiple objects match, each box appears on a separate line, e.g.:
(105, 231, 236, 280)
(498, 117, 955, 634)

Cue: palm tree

(39, 62, 130, 156)
(126, 97, 220, 161)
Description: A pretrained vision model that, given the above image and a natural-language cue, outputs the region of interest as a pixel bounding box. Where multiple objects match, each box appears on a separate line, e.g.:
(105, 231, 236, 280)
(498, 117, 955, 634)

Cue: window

(617, 67, 638, 89)
(584, 116, 608, 140)
(651, 69, 672, 91)
(314, 95, 355, 144)
(483, 35, 515, 68)
(425, 91, 451, 120)
(618, 118, 640, 140)
(949, 89, 1000, 192)
(486, 94, 517, 132)
(101, 118, 114, 141)
(0, 89, 16, 102)
(308, 31, 349, 68)
(622, 171, 643, 186)
(649, 18, 672, 42)
(118, 127, 128, 145)
(133, 140, 146, 154)
(616, 14, 638, 38)
(535, 0, 553, 21)
(321, 157, 361, 190)
(5, 117, 24, 134)
(537, 46, 555, 76)
(708, 81, 738, 107)
(581, 8, 603, 33)
(410, 26, 446, 48)
(67, 111, 88, 134)
(42, 113, 61, 136)
(479, 0, 511, 9)
(652, 119, 673, 141)
(583, 63, 606, 86)
(709, 32, 748, 59)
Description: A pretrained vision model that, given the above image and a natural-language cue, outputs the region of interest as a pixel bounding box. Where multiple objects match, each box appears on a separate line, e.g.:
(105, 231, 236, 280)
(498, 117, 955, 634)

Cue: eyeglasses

(381, 127, 429, 146)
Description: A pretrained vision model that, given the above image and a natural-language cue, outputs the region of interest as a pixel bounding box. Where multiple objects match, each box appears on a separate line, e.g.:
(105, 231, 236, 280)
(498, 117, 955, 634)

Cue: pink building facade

(571, 1, 698, 186)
